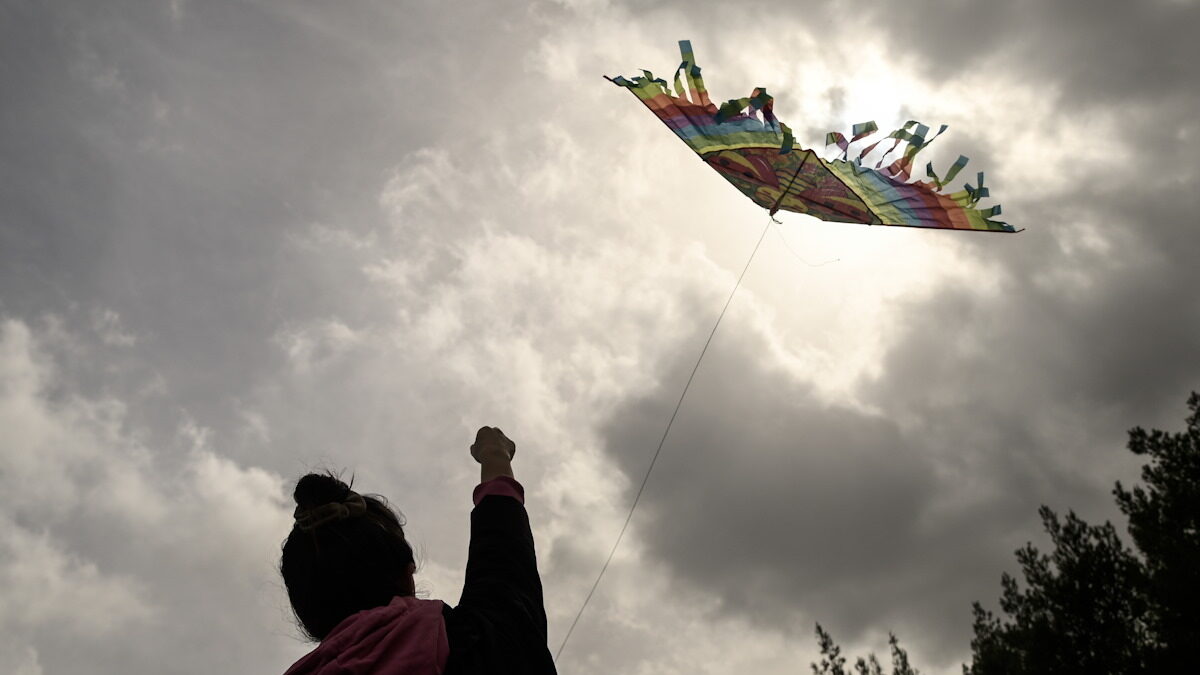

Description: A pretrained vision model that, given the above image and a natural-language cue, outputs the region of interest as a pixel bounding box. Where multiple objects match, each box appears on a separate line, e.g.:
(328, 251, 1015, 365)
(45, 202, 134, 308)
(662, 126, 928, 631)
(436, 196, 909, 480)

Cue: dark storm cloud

(868, 0, 1200, 106)
(592, 0, 1200, 667)
(599, 328, 932, 604)
(595, 307, 1034, 661)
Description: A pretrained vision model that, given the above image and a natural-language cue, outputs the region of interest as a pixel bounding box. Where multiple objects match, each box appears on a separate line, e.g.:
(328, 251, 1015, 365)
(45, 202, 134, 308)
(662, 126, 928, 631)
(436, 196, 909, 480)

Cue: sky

(1, 0, 1198, 673)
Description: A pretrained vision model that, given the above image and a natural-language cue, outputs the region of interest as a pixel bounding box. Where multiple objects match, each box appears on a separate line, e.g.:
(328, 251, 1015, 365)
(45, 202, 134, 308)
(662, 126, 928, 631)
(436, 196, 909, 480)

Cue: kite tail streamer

(553, 218, 773, 664)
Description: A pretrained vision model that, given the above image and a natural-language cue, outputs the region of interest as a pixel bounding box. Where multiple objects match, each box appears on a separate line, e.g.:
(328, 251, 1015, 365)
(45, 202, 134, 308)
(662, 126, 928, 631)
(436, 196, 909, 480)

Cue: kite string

(553, 218, 773, 664)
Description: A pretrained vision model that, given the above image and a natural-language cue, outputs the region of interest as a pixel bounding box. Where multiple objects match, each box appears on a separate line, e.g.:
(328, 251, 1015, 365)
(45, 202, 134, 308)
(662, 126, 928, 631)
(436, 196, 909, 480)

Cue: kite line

(554, 218, 772, 664)
(557, 33, 1018, 664)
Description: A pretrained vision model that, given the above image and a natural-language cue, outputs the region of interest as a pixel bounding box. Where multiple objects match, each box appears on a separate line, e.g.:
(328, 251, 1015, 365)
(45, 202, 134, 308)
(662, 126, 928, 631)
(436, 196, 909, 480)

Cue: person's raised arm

(458, 426, 546, 635)
(447, 427, 554, 673)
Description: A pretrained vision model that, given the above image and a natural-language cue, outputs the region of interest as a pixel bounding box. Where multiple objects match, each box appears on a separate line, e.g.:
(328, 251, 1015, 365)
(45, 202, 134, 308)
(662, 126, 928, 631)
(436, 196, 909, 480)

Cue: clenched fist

(470, 426, 516, 464)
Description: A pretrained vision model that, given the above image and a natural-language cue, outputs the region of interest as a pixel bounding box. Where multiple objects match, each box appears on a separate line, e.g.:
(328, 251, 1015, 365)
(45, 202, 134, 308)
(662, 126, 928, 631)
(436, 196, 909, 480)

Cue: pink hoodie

(283, 595, 449, 675)
(283, 477, 526, 675)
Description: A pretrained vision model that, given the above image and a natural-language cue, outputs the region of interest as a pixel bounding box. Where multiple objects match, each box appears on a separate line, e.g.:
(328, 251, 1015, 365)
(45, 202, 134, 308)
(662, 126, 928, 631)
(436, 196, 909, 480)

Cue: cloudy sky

(2, 1, 1198, 673)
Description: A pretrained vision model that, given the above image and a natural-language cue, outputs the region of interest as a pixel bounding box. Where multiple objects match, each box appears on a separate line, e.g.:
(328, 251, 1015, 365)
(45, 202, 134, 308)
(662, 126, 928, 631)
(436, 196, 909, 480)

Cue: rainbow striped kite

(608, 40, 1016, 233)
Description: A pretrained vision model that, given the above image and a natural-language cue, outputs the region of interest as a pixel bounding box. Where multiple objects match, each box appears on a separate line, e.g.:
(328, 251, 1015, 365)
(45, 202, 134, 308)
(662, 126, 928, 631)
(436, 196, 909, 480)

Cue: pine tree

(967, 392, 1199, 674)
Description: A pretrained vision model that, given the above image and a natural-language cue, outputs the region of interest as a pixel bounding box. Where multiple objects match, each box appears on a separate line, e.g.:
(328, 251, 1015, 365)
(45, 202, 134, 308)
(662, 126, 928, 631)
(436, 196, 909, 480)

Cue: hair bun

(294, 472, 352, 510)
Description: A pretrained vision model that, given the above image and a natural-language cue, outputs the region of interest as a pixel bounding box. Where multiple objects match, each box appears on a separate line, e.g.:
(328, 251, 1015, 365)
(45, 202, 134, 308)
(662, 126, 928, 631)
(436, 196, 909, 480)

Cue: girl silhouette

(280, 426, 556, 674)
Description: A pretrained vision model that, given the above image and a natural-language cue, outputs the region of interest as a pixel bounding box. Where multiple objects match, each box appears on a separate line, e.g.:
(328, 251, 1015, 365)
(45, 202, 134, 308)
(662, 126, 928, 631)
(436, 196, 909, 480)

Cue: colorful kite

(608, 41, 1016, 232)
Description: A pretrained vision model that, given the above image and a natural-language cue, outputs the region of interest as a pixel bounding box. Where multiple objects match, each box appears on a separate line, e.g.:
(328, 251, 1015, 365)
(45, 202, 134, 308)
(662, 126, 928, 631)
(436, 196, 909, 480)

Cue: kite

(607, 40, 1016, 233)
(558, 42, 1019, 666)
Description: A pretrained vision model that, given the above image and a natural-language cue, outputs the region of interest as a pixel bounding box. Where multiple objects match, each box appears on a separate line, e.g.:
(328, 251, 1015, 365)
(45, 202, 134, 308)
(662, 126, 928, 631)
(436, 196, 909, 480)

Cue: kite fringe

(824, 120, 1007, 228)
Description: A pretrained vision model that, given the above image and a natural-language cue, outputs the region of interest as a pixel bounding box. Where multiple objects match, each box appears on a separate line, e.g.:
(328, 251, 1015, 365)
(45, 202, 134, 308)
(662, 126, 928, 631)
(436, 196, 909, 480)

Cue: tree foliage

(1114, 393, 1200, 661)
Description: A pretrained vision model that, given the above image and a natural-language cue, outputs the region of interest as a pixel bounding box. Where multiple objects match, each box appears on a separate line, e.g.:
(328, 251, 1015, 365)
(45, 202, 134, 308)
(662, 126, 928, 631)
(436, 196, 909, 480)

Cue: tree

(967, 392, 1199, 674)
(812, 393, 1199, 675)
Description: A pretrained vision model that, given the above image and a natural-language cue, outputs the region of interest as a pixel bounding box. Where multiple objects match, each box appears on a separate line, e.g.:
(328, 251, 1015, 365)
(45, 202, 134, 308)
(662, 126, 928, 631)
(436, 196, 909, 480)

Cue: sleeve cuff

(472, 475, 525, 506)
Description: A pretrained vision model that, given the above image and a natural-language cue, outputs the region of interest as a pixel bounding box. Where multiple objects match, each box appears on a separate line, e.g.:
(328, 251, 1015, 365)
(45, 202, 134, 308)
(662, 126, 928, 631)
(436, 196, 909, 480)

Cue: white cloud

(0, 517, 155, 637)
(0, 317, 300, 671)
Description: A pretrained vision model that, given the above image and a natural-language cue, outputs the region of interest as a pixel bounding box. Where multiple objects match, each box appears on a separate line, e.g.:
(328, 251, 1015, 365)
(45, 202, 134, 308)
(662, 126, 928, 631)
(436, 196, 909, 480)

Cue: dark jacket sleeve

(442, 494, 557, 674)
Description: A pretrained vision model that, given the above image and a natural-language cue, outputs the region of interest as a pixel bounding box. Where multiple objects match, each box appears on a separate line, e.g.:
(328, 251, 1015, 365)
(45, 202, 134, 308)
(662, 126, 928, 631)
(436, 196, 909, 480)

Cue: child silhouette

(281, 426, 556, 674)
